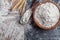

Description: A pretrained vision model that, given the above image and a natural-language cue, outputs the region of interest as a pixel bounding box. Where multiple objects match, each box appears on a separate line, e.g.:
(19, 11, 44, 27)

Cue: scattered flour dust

(35, 2, 60, 28)
(0, 0, 11, 16)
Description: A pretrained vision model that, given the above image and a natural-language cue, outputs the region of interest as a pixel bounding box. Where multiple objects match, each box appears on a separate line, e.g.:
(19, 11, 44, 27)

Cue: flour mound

(35, 2, 59, 28)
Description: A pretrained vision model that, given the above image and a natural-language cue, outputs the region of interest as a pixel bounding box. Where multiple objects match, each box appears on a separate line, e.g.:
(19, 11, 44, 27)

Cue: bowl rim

(33, 1, 60, 30)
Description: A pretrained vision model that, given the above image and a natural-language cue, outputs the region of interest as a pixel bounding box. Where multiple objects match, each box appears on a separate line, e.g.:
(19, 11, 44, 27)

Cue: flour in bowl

(35, 2, 59, 28)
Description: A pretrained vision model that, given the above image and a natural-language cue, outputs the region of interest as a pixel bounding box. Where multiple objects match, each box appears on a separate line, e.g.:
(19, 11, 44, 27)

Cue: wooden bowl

(33, 0, 60, 30)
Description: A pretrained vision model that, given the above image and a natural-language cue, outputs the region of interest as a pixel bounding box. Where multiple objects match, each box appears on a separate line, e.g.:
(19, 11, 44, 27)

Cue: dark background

(25, 0, 60, 40)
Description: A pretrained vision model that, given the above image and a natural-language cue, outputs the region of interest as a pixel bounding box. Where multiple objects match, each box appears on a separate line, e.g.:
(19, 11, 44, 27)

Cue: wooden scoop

(20, 0, 39, 24)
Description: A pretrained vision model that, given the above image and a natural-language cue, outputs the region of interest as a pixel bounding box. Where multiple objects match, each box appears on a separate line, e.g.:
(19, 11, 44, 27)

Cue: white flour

(35, 2, 59, 28)
(0, 0, 11, 16)
(20, 9, 32, 24)
(0, 0, 24, 40)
